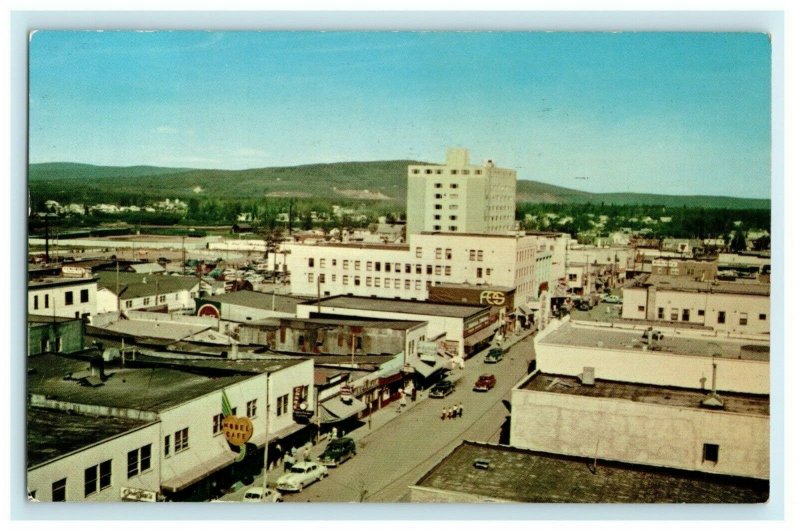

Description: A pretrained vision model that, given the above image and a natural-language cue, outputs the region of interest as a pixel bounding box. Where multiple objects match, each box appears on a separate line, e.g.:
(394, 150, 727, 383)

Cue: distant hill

(28, 161, 770, 210)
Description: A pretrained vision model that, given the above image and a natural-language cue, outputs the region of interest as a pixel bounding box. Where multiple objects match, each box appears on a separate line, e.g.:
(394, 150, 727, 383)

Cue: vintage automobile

(242, 486, 283, 503)
(276, 462, 328, 492)
(484, 347, 504, 364)
(601, 294, 623, 304)
(429, 379, 456, 398)
(473, 374, 497, 392)
(318, 437, 357, 467)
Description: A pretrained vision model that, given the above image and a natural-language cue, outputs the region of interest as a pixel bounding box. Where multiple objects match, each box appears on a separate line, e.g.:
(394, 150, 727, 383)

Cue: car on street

(318, 437, 357, 467)
(601, 294, 622, 304)
(484, 347, 504, 364)
(242, 486, 283, 503)
(473, 374, 497, 392)
(276, 461, 328, 492)
(642, 329, 664, 341)
(429, 379, 456, 398)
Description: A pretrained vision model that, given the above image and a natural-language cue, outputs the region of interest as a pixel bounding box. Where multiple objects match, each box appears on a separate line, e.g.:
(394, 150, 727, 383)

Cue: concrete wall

(158, 374, 268, 490)
(27, 319, 84, 356)
(510, 385, 769, 479)
(408, 485, 509, 503)
(296, 303, 467, 357)
(534, 337, 769, 395)
(28, 422, 161, 502)
(29, 281, 98, 318)
(622, 287, 770, 335)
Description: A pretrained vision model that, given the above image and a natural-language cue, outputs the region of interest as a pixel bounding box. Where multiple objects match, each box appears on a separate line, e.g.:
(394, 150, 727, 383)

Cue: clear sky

(28, 31, 772, 198)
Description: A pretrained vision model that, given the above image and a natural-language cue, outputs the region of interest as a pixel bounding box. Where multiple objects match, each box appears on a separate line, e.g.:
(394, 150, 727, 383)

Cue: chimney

(701, 355, 725, 409)
(580, 367, 595, 386)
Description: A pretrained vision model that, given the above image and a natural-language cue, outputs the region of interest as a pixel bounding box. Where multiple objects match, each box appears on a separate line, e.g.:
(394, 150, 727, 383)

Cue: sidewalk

(219, 327, 537, 501)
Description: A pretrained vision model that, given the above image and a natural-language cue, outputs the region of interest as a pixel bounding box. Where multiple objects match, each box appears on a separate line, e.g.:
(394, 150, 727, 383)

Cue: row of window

(411, 168, 483, 176)
(31, 289, 89, 310)
(433, 204, 460, 210)
(432, 225, 459, 232)
(652, 307, 767, 325)
(433, 193, 459, 200)
(308, 265, 495, 287)
(309, 251, 457, 271)
(124, 294, 173, 309)
(431, 214, 459, 221)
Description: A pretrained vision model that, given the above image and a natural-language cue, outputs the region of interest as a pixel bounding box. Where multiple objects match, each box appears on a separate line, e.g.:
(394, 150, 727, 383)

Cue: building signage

(293, 385, 308, 410)
(196, 303, 221, 318)
(61, 266, 90, 278)
(418, 340, 439, 363)
(120, 487, 158, 502)
(222, 415, 253, 446)
(479, 290, 506, 306)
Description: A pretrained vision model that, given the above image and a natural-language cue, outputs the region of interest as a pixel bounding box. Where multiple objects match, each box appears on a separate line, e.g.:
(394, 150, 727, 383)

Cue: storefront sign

(479, 290, 506, 306)
(222, 415, 253, 446)
(120, 487, 158, 502)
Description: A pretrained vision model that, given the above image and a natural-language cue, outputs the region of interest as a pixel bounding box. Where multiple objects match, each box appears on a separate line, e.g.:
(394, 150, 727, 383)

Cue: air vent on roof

(580, 367, 595, 386)
(473, 459, 490, 470)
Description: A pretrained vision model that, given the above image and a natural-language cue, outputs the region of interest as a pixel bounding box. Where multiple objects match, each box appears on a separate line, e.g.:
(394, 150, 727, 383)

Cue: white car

(242, 486, 283, 503)
(601, 294, 622, 304)
(276, 462, 328, 492)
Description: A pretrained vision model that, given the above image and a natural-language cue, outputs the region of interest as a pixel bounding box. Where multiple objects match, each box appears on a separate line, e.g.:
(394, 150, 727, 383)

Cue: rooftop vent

(473, 459, 490, 470)
(580, 367, 595, 386)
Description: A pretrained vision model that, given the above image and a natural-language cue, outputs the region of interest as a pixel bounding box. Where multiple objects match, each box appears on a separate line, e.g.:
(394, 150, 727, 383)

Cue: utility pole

(261, 375, 271, 495)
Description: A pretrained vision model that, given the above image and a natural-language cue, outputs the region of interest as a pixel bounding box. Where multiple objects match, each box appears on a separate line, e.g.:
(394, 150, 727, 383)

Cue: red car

(473, 374, 496, 392)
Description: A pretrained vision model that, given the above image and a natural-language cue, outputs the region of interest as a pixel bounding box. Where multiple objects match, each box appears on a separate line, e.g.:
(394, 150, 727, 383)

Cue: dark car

(473, 374, 497, 392)
(576, 299, 591, 311)
(642, 329, 664, 341)
(318, 437, 356, 467)
(429, 380, 456, 398)
(485, 348, 504, 364)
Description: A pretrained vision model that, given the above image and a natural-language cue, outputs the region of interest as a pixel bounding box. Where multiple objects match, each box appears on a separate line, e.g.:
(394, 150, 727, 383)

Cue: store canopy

(463, 325, 498, 348)
(410, 355, 447, 378)
(319, 397, 366, 424)
(517, 304, 535, 315)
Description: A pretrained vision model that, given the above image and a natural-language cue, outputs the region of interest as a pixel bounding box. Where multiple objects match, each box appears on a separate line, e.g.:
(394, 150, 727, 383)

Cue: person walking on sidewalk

(457, 402, 463, 418)
(441, 406, 447, 421)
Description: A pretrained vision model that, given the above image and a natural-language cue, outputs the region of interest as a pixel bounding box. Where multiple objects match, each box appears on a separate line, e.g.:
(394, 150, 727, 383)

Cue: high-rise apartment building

(406, 148, 516, 235)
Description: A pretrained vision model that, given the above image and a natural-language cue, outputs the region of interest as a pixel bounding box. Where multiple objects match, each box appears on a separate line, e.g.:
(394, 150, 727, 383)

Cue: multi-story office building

(406, 148, 516, 235)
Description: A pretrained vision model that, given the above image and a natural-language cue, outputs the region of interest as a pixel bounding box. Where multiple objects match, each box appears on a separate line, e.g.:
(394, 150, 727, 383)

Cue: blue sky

(28, 31, 772, 198)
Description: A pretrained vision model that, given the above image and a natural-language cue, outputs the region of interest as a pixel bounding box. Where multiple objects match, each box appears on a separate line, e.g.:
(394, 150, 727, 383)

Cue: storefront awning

(319, 397, 366, 424)
(517, 304, 535, 315)
(464, 325, 497, 348)
(410, 356, 447, 378)
(161, 450, 235, 493)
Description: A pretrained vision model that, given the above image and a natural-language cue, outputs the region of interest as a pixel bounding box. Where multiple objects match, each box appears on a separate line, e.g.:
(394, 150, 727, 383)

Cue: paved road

(269, 331, 537, 503)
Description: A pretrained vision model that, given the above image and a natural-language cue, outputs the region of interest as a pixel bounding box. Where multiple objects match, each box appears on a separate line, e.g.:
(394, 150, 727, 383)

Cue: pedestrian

(302, 446, 310, 463)
(450, 405, 457, 419)
(441, 407, 447, 421)
(411, 386, 417, 402)
(400, 392, 407, 408)
(457, 402, 463, 418)
(331, 426, 338, 439)
(457, 357, 465, 370)
(284, 451, 294, 471)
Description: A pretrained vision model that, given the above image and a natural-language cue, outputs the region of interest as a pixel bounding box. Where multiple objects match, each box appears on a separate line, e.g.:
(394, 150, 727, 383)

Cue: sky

(28, 31, 772, 198)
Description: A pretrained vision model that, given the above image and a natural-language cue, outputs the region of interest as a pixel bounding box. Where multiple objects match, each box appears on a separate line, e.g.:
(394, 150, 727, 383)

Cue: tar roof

(28, 276, 98, 289)
(27, 353, 255, 412)
(633, 274, 770, 296)
(27, 407, 153, 469)
(414, 441, 768, 503)
(304, 295, 488, 319)
(539, 321, 769, 362)
(132, 354, 308, 375)
(200, 291, 310, 313)
(522, 372, 769, 417)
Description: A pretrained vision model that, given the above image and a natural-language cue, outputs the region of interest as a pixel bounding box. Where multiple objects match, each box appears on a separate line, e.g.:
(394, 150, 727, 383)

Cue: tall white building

(406, 148, 516, 235)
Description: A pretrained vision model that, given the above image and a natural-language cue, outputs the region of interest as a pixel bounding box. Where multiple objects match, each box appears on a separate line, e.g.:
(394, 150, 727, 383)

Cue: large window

(52, 478, 67, 502)
(277, 394, 289, 416)
(718, 311, 726, 324)
(703, 443, 719, 464)
(127, 444, 152, 479)
(247, 399, 257, 418)
(739, 313, 748, 326)
(65, 291, 74, 306)
(174, 428, 189, 453)
(84, 459, 112, 497)
(213, 413, 224, 435)
(80, 289, 89, 303)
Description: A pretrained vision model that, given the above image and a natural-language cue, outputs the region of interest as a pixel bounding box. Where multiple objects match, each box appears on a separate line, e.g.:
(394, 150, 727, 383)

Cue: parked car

(485, 347, 504, 364)
(601, 294, 622, 304)
(276, 461, 328, 492)
(473, 374, 497, 392)
(429, 380, 456, 398)
(318, 437, 357, 467)
(642, 329, 664, 341)
(576, 299, 591, 311)
(242, 486, 283, 503)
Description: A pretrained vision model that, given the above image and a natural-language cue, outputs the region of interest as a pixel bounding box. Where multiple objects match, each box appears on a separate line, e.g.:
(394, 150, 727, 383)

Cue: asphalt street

(225, 328, 537, 503)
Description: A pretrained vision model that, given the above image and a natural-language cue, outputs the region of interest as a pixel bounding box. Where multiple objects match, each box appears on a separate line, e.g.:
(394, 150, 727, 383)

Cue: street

(222, 329, 536, 503)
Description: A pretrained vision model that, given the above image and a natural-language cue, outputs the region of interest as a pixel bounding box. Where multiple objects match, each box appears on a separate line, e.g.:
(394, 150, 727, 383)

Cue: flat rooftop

(632, 274, 770, 296)
(132, 354, 309, 375)
(27, 353, 255, 412)
(414, 441, 768, 503)
(539, 321, 769, 362)
(280, 317, 425, 331)
(27, 407, 153, 469)
(303, 295, 488, 319)
(522, 372, 769, 417)
(200, 291, 310, 313)
(295, 241, 410, 251)
(28, 275, 97, 289)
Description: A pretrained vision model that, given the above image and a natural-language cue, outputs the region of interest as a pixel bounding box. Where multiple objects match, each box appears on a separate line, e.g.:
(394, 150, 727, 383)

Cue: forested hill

(28, 161, 770, 210)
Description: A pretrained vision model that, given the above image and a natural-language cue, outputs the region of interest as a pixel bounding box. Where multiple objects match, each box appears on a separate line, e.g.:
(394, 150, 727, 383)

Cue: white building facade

(28, 277, 98, 319)
(406, 148, 516, 235)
